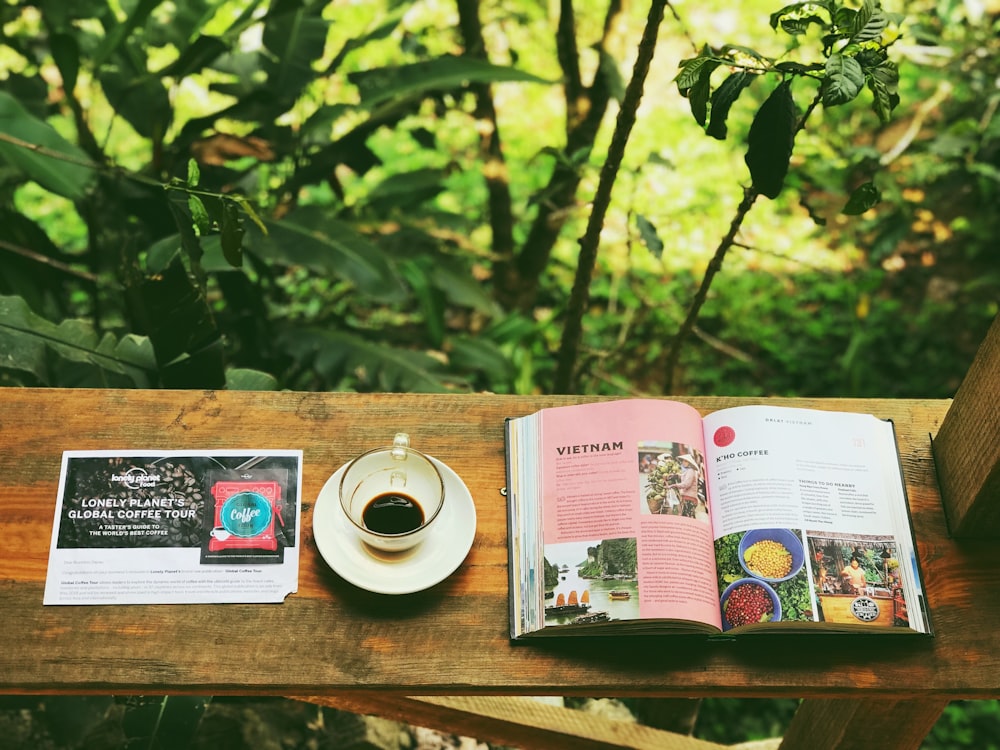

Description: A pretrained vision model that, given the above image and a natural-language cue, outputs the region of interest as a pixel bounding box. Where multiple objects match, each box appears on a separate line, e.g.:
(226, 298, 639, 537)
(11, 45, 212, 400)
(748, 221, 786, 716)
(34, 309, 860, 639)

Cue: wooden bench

(0, 315, 996, 749)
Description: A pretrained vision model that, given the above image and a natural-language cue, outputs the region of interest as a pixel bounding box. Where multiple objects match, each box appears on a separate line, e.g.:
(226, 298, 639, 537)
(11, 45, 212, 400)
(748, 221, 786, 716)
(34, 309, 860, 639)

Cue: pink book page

(539, 399, 722, 630)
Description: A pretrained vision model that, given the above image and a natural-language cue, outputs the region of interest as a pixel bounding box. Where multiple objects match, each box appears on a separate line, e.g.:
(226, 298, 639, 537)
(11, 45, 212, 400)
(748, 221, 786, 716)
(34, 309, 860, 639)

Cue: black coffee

(361, 492, 425, 534)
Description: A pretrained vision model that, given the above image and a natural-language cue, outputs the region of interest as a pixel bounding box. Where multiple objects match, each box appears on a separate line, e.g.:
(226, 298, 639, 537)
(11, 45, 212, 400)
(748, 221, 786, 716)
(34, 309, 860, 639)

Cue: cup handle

(391, 432, 409, 460)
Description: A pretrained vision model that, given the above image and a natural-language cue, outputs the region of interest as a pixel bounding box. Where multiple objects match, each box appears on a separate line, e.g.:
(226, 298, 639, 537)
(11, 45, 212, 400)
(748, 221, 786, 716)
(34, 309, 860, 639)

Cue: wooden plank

(934, 313, 1000, 536)
(1, 388, 997, 698)
(779, 698, 948, 750)
(299, 695, 726, 750)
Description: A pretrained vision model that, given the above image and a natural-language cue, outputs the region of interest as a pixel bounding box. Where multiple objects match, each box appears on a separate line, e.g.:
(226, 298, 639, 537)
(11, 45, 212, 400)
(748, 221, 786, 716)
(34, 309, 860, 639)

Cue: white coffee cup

(338, 433, 445, 553)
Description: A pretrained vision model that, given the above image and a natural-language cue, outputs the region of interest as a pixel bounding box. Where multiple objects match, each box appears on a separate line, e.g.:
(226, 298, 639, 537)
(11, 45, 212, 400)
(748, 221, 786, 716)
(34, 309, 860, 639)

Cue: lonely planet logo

(111, 467, 161, 490)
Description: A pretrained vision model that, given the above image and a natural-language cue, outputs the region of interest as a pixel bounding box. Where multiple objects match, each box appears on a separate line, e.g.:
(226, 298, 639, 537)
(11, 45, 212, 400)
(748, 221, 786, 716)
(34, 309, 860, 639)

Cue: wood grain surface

(0, 388, 993, 700)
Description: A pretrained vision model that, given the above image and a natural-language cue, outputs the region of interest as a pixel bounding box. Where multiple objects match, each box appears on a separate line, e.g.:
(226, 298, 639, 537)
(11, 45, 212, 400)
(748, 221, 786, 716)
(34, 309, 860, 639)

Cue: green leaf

(279, 327, 455, 393)
(851, 0, 888, 43)
(636, 214, 664, 259)
(775, 61, 825, 75)
(843, 181, 881, 214)
(674, 48, 718, 92)
(187, 158, 200, 186)
(597, 47, 626, 103)
(252, 207, 405, 303)
(365, 167, 447, 213)
(428, 262, 501, 316)
(128, 255, 222, 377)
(0, 294, 155, 386)
(160, 338, 226, 389)
(49, 32, 80, 92)
(235, 197, 267, 235)
(706, 71, 755, 140)
(776, 14, 828, 35)
(823, 54, 865, 107)
(261, 4, 329, 98)
(93, 0, 165, 67)
(155, 35, 229, 79)
(447, 336, 516, 382)
(220, 200, 244, 267)
(348, 55, 554, 110)
(143, 0, 219, 49)
(0, 91, 95, 199)
(226, 368, 279, 391)
(399, 259, 446, 347)
(687, 72, 712, 127)
(164, 200, 205, 272)
(98, 65, 172, 140)
(769, 2, 832, 31)
(745, 80, 797, 199)
(868, 61, 900, 123)
(188, 194, 210, 235)
(833, 7, 858, 33)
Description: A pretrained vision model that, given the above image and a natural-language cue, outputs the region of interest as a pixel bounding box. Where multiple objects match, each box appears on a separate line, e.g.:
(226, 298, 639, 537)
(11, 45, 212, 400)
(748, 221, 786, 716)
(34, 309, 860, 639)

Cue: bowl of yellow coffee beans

(738, 528, 804, 583)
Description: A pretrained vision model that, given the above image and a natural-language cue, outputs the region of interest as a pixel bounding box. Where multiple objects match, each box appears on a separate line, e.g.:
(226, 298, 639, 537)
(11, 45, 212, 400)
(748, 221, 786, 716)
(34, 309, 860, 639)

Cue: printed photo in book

(504, 399, 932, 640)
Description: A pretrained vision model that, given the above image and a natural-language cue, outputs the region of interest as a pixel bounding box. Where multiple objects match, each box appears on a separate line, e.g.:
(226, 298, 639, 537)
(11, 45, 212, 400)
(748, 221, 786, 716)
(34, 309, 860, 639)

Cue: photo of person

(841, 556, 867, 595)
(637, 442, 708, 523)
(806, 533, 912, 628)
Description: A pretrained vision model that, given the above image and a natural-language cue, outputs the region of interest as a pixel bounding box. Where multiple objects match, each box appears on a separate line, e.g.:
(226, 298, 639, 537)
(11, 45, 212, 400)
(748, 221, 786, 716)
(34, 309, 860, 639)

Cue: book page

(702, 406, 928, 633)
(44, 450, 302, 605)
(534, 399, 721, 631)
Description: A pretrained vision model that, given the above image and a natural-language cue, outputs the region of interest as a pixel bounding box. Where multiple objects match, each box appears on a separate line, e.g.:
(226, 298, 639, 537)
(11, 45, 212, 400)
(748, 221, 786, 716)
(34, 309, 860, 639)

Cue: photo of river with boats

(543, 538, 640, 626)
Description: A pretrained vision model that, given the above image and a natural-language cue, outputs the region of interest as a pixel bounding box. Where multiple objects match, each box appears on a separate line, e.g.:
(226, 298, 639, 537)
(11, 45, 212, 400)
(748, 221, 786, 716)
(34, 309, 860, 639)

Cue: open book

(504, 400, 932, 639)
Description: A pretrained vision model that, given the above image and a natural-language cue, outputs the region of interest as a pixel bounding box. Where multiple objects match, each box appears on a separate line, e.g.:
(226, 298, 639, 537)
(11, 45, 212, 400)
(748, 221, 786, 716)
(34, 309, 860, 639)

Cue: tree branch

(662, 89, 824, 392)
(495, 0, 625, 311)
(553, 0, 668, 393)
(662, 185, 760, 393)
(456, 0, 515, 264)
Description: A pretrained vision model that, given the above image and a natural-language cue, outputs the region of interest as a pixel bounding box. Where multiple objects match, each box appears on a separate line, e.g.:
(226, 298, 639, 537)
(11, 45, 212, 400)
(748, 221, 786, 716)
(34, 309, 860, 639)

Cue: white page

(44, 450, 302, 605)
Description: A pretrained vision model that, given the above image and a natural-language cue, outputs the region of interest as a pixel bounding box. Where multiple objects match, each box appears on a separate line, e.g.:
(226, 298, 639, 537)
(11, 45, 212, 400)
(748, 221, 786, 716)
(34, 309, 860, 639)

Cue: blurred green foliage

(0, 0, 995, 396)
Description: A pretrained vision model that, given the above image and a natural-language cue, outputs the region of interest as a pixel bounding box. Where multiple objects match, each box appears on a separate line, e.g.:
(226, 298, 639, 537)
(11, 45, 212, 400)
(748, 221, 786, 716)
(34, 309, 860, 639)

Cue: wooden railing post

(934, 313, 1000, 537)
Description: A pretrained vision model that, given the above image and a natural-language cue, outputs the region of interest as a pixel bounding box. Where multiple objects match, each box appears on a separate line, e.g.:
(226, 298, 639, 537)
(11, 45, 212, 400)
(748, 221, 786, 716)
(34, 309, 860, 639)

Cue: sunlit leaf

(188, 195, 210, 235)
(187, 158, 200, 187)
(0, 91, 95, 199)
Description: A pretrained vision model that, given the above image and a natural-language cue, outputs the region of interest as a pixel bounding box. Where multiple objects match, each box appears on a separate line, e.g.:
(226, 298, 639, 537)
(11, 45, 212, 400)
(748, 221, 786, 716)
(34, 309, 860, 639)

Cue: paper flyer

(43, 450, 302, 605)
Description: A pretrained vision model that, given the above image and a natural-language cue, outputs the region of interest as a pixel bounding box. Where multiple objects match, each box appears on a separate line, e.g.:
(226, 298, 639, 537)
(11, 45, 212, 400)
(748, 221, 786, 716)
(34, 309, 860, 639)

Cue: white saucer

(312, 456, 477, 595)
